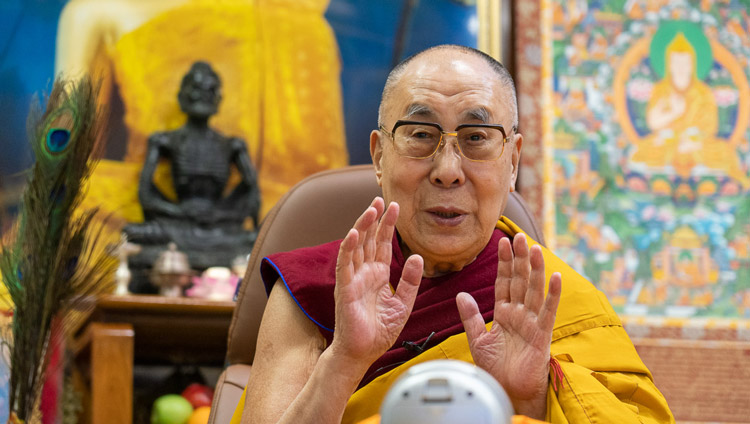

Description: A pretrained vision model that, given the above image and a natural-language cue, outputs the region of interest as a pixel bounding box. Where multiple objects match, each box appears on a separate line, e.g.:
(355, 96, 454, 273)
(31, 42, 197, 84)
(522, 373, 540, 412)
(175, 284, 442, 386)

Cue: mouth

(426, 207, 467, 226)
(432, 211, 461, 218)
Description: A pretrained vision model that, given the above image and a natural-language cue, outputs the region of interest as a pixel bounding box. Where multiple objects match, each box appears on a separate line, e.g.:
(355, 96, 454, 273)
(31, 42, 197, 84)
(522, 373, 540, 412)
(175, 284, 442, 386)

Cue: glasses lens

(457, 126, 505, 161)
(392, 124, 441, 158)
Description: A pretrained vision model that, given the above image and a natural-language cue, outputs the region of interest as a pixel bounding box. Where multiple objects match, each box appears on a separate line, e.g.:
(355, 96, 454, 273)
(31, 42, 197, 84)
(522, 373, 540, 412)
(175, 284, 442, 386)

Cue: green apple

(151, 394, 194, 424)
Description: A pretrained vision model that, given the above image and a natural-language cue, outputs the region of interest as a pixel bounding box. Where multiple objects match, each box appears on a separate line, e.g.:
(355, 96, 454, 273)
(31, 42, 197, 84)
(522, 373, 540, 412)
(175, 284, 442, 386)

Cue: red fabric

(260, 229, 509, 387)
(41, 318, 63, 424)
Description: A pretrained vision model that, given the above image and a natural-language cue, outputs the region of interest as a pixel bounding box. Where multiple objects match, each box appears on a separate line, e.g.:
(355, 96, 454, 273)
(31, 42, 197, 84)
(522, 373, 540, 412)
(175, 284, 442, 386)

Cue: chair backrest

(225, 164, 545, 366)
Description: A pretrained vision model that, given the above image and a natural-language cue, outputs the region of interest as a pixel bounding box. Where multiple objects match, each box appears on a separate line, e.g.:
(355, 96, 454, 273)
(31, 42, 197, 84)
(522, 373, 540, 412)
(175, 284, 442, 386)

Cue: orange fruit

(188, 406, 211, 424)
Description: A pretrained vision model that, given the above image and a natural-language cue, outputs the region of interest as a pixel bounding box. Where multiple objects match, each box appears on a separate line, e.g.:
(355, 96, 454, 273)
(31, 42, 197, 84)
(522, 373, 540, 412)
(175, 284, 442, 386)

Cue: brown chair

(207, 164, 545, 423)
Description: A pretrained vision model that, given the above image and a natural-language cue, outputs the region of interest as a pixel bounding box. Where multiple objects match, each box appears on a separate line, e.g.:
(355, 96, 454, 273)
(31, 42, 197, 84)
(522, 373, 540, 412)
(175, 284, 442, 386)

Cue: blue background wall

(0, 0, 67, 179)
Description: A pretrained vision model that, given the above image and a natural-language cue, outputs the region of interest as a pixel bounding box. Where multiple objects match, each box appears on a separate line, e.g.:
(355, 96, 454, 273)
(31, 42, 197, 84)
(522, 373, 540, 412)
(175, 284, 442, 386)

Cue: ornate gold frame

(477, 0, 502, 61)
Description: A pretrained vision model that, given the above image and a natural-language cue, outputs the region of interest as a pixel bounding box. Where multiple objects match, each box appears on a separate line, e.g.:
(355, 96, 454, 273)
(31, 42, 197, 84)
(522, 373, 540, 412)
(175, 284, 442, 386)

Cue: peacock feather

(0, 77, 117, 423)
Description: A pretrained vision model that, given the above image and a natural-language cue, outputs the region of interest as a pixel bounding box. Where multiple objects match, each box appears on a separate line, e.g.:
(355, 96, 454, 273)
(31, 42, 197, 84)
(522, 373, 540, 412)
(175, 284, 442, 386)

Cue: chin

(412, 232, 478, 260)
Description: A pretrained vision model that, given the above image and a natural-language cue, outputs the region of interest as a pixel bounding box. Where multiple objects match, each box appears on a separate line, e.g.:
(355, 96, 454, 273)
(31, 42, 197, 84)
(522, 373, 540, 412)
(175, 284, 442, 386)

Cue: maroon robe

(260, 229, 508, 387)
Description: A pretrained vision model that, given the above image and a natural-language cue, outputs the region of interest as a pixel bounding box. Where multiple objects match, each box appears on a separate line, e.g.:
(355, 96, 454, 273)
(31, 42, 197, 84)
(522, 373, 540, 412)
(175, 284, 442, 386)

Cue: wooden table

(74, 294, 235, 424)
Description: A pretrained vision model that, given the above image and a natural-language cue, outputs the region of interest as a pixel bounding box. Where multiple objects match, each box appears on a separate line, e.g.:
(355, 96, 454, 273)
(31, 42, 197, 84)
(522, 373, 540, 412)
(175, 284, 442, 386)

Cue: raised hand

(330, 197, 424, 368)
(456, 233, 561, 418)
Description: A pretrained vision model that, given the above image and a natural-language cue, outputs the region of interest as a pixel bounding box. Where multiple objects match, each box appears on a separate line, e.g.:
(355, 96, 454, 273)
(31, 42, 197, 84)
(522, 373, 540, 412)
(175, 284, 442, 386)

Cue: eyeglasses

(379, 120, 513, 162)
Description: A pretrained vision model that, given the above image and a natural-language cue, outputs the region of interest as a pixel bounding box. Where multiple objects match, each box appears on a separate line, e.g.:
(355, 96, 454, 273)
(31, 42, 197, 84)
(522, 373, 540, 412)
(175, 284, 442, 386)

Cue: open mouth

(427, 206, 467, 222)
(427, 209, 466, 227)
(432, 211, 461, 219)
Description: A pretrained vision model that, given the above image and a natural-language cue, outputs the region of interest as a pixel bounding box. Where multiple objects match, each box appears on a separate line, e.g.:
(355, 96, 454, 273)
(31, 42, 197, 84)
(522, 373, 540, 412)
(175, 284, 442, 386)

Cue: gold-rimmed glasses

(379, 120, 512, 162)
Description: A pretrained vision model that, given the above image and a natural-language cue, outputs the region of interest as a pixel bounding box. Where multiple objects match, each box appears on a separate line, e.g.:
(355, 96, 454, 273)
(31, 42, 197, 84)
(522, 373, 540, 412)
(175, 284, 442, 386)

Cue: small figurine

(113, 233, 142, 295)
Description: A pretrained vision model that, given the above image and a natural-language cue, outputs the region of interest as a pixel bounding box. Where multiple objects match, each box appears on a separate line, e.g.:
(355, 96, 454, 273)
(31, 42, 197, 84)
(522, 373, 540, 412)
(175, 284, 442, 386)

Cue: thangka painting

(551, 0, 750, 318)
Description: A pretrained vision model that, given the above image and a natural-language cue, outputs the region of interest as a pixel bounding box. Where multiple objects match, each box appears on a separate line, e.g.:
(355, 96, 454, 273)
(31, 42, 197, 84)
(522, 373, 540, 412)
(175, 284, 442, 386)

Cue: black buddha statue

(124, 62, 260, 292)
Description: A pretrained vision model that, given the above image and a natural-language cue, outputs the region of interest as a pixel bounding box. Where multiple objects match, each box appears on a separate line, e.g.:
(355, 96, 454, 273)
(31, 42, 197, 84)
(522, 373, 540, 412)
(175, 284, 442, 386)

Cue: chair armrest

(208, 364, 252, 424)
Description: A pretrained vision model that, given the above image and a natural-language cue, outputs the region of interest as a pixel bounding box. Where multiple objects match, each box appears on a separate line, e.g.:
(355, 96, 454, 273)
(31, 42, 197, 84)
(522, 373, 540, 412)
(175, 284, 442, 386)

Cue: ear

(370, 129, 384, 186)
(509, 132, 523, 192)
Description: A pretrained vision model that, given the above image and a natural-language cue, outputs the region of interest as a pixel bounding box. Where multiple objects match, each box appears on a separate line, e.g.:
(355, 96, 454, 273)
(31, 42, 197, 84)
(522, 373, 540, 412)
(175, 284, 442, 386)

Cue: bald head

(378, 45, 518, 129)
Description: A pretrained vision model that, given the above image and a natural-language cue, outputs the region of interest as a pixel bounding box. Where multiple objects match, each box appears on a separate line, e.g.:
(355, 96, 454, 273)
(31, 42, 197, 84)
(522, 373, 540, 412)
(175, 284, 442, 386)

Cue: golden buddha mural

(615, 20, 750, 193)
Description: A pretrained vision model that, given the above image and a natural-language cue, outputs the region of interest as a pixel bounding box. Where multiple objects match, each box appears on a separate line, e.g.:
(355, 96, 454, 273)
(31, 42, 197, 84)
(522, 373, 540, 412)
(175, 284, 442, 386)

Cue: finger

(524, 244, 546, 313)
(456, 292, 486, 342)
(538, 272, 562, 334)
(495, 237, 513, 303)
(509, 233, 530, 304)
(362, 197, 383, 262)
(393, 254, 423, 314)
(372, 196, 385, 217)
(335, 228, 359, 288)
(355, 209, 376, 266)
(375, 202, 399, 264)
(363, 198, 385, 262)
(351, 206, 377, 269)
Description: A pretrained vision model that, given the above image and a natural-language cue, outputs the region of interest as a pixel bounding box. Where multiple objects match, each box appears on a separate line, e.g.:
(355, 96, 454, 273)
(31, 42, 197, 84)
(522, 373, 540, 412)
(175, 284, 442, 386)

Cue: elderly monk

(233, 45, 674, 423)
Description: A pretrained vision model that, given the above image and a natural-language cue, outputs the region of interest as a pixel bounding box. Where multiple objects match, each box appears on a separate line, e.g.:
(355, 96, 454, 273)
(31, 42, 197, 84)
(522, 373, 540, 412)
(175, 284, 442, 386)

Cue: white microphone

(380, 360, 514, 424)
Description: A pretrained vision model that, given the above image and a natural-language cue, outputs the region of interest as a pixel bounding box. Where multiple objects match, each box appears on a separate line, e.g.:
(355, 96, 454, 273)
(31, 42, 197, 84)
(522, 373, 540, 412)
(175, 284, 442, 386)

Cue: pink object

(185, 267, 240, 300)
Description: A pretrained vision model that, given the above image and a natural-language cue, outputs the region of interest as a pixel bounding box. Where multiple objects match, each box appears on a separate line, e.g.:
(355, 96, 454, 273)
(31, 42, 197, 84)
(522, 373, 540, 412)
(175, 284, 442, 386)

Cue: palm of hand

(457, 233, 562, 415)
(332, 198, 423, 365)
(335, 260, 408, 360)
(468, 302, 552, 401)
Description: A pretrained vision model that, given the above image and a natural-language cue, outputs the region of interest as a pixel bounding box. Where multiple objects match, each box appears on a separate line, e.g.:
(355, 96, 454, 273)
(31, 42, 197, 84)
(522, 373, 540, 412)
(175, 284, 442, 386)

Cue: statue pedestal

(124, 223, 257, 293)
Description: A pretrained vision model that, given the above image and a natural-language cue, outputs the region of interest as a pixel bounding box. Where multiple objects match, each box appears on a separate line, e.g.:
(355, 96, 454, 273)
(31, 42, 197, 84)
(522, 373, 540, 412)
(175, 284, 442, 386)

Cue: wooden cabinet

(74, 295, 235, 424)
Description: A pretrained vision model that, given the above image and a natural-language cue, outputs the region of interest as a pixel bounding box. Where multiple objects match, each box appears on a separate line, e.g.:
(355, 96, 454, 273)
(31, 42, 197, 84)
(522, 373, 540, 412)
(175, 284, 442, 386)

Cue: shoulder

(499, 217, 619, 334)
(648, 79, 672, 100)
(147, 131, 173, 148)
(217, 136, 249, 156)
(692, 80, 716, 98)
(498, 217, 619, 330)
(259, 240, 344, 335)
(227, 137, 248, 152)
(539, 245, 622, 339)
(261, 240, 343, 296)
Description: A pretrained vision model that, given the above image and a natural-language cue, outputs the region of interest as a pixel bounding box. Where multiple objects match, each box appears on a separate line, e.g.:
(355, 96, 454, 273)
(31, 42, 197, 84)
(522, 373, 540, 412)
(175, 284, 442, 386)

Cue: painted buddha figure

(631, 32, 749, 187)
(633, 33, 717, 172)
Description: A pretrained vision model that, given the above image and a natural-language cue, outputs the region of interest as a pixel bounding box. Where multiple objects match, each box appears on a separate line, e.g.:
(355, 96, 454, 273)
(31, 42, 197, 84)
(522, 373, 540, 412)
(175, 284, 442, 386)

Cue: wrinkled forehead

(386, 52, 514, 125)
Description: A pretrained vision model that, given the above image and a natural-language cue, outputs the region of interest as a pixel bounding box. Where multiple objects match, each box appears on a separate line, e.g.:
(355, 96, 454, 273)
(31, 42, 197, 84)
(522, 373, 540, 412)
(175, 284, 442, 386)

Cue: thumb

(456, 292, 486, 342)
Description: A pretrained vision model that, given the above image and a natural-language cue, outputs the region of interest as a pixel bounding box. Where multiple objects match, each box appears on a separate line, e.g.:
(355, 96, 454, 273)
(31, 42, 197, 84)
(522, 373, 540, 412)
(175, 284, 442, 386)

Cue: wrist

(319, 343, 372, 387)
(512, 391, 547, 420)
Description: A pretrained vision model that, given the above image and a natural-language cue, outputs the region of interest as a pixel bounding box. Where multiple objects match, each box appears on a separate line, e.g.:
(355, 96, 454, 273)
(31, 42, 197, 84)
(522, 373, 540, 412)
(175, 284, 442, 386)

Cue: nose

(429, 133, 465, 188)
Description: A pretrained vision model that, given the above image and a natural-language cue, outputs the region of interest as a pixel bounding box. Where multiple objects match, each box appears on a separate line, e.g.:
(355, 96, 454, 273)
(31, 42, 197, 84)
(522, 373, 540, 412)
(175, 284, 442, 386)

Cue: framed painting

(547, 1, 750, 319)
(0, 0, 507, 227)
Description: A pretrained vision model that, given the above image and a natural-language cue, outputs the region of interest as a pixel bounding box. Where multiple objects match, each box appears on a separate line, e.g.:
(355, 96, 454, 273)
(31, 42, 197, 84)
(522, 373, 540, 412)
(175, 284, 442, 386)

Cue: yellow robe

(230, 217, 675, 423)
